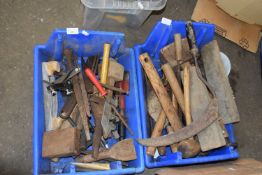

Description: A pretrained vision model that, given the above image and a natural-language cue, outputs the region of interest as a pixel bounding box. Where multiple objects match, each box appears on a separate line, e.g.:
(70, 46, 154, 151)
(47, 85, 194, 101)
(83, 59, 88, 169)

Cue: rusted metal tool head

(137, 99, 218, 147)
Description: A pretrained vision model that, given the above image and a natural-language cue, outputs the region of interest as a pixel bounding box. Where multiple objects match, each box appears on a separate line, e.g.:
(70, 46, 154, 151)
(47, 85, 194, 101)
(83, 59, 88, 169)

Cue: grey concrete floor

(0, 0, 261, 174)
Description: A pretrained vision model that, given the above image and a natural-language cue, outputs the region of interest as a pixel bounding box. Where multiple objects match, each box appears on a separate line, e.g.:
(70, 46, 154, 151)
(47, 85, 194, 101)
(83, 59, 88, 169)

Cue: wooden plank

(190, 66, 226, 151)
(42, 62, 58, 131)
(155, 159, 262, 175)
(201, 40, 240, 124)
(42, 127, 80, 158)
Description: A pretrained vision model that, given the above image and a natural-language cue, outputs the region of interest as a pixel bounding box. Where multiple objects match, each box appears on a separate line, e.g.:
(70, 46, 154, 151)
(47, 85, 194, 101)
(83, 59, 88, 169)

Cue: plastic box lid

(81, 0, 167, 10)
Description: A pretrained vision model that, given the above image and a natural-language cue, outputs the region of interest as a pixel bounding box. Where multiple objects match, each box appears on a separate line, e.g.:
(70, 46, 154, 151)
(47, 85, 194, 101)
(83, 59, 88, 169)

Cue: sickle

(137, 99, 218, 147)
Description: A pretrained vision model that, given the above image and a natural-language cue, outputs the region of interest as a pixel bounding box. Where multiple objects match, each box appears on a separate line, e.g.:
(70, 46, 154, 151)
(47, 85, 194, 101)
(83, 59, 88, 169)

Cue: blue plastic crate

(134, 20, 239, 168)
(33, 29, 144, 175)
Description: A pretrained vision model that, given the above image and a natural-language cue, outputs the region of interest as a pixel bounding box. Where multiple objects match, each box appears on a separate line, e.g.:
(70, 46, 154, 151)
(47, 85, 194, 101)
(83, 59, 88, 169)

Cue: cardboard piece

(155, 159, 262, 175)
(192, 0, 261, 53)
(216, 0, 262, 26)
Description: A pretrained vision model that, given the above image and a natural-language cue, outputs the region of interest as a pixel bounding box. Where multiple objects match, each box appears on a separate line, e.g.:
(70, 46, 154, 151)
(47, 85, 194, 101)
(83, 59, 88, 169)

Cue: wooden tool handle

(166, 126, 178, 152)
(169, 94, 179, 152)
(139, 53, 182, 131)
(45, 61, 60, 76)
(78, 149, 110, 163)
(100, 43, 111, 84)
(174, 34, 182, 61)
(162, 63, 185, 114)
(158, 146, 166, 156)
(147, 110, 166, 156)
(72, 162, 110, 170)
(172, 93, 178, 112)
(183, 65, 192, 125)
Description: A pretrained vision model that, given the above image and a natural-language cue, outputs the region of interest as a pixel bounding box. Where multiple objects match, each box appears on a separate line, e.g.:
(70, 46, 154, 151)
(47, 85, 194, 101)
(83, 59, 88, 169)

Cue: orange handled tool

(84, 68, 107, 96)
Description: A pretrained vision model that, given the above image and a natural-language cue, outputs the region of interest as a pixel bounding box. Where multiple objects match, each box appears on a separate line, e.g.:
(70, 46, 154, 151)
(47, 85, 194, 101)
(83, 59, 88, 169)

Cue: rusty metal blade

(137, 99, 218, 147)
(90, 96, 105, 159)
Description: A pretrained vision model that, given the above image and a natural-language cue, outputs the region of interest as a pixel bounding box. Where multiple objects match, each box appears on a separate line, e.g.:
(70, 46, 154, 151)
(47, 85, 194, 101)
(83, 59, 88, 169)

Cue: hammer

(174, 34, 200, 158)
(178, 64, 200, 158)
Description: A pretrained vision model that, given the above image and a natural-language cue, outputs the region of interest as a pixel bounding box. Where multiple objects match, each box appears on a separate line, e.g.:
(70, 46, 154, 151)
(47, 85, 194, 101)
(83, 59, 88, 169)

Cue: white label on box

(82, 30, 89, 36)
(161, 17, 172, 26)
(138, 2, 144, 9)
(66, 28, 79, 35)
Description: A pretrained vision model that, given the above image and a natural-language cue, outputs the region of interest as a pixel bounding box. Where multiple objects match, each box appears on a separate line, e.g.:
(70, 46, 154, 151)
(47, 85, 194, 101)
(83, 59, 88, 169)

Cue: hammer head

(178, 139, 200, 158)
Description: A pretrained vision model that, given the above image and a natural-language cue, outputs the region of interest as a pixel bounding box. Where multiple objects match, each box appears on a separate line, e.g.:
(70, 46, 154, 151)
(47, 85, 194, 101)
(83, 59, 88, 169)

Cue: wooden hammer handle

(166, 126, 178, 152)
(174, 34, 182, 61)
(162, 63, 185, 114)
(139, 53, 182, 131)
(183, 65, 192, 125)
(146, 110, 166, 156)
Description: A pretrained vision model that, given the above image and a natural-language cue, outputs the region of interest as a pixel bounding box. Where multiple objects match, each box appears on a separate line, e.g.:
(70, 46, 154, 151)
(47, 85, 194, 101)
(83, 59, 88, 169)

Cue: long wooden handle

(139, 53, 182, 131)
(183, 65, 192, 125)
(100, 43, 110, 84)
(146, 110, 166, 156)
(78, 150, 110, 163)
(166, 126, 178, 152)
(158, 146, 166, 156)
(162, 63, 185, 114)
(72, 162, 110, 170)
(174, 34, 182, 61)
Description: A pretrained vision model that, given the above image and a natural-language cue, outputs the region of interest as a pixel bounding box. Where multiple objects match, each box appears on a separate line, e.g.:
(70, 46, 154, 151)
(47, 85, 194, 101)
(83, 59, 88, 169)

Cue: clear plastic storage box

(81, 0, 167, 28)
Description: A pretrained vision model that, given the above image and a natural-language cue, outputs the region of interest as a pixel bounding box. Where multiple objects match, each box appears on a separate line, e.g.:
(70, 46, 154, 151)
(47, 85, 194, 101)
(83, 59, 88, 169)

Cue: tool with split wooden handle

(178, 65, 201, 158)
(100, 43, 111, 84)
(77, 139, 137, 163)
(139, 53, 182, 132)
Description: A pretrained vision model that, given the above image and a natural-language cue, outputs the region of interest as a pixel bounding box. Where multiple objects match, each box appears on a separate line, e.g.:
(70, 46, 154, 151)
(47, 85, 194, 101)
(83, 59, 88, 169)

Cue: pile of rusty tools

(41, 43, 136, 172)
(137, 21, 240, 158)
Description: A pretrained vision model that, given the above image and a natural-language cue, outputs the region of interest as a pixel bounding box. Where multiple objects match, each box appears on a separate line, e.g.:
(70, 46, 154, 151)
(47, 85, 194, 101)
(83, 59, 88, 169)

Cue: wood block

(42, 127, 80, 158)
(201, 40, 240, 124)
(190, 66, 226, 151)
